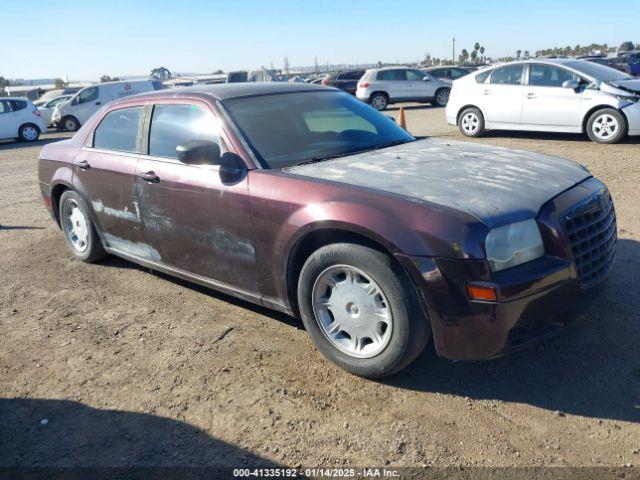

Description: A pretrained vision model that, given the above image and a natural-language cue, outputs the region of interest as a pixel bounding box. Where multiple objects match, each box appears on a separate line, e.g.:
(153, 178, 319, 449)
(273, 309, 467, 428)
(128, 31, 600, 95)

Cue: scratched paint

(92, 200, 141, 223)
(103, 233, 161, 262)
(285, 138, 591, 228)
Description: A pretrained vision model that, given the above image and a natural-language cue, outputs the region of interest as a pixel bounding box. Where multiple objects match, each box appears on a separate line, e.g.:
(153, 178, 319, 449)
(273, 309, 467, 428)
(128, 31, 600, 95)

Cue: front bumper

(397, 177, 615, 361)
(622, 101, 640, 136)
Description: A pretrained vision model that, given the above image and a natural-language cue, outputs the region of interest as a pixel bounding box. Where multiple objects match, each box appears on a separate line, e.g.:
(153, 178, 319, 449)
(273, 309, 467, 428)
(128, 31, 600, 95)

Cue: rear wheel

(586, 108, 626, 144)
(297, 243, 430, 378)
(18, 124, 40, 142)
(458, 107, 485, 137)
(433, 88, 450, 107)
(370, 93, 388, 111)
(62, 116, 80, 132)
(59, 190, 107, 262)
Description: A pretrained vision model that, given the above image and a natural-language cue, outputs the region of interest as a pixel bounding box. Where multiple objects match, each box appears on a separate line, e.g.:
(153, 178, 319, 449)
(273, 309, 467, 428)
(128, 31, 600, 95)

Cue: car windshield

(223, 90, 415, 169)
(565, 61, 633, 81)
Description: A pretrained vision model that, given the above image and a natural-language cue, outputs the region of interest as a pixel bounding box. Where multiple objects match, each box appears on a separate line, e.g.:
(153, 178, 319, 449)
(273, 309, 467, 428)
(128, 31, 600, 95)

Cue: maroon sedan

(38, 83, 616, 378)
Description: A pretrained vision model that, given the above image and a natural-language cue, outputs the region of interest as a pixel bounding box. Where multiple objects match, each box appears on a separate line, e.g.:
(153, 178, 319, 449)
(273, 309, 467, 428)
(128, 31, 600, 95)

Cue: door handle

(483, 89, 491, 95)
(95, 101, 102, 106)
(526, 93, 537, 99)
(77, 160, 90, 170)
(138, 171, 160, 183)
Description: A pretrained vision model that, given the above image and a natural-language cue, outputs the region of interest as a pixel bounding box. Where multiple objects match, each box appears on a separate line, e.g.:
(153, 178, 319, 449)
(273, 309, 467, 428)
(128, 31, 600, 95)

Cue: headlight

(485, 219, 544, 272)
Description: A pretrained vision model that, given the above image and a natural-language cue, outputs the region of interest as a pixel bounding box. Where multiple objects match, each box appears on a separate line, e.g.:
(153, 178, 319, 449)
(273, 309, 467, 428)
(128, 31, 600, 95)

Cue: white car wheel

(461, 112, 480, 135)
(586, 108, 626, 144)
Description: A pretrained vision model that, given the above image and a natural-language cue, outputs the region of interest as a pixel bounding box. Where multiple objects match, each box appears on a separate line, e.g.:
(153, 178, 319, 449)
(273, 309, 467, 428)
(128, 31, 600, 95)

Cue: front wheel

(458, 107, 485, 137)
(59, 190, 107, 262)
(18, 124, 40, 142)
(62, 116, 80, 132)
(586, 108, 627, 144)
(297, 243, 430, 378)
(433, 88, 450, 107)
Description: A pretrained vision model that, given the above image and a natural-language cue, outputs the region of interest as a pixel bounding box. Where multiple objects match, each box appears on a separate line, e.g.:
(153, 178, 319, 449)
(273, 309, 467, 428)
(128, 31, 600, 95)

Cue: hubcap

(437, 90, 450, 106)
(63, 199, 89, 253)
(23, 126, 38, 141)
(312, 265, 392, 358)
(64, 119, 76, 131)
(461, 112, 479, 134)
(371, 95, 386, 110)
(592, 114, 619, 140)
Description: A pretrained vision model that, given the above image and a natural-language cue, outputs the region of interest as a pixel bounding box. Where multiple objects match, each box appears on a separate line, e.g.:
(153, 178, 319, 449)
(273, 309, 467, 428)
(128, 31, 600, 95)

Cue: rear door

(73, 105, 148, 254)
(481, 64, 525, 125)
(521, 63, 584, 128)
(0, 100, 20, 139)
(135, 101, 256, 290)
(377, 69, 409, 100)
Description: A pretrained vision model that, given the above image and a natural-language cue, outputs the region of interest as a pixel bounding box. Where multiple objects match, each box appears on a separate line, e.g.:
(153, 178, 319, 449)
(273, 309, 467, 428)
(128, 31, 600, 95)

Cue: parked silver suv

(356, 67, 451, 110)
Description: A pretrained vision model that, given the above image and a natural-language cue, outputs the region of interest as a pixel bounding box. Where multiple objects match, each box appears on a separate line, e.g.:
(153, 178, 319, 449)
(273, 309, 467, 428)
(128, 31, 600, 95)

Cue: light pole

(452, 37, 456, 64)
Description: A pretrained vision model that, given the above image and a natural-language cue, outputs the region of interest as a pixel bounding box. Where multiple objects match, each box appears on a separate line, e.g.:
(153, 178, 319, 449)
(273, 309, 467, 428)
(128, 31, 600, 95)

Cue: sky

(1, 0, 637, 81)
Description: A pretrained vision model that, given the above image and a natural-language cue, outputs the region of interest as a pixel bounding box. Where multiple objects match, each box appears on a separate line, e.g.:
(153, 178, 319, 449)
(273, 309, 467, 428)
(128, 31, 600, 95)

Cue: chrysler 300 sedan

(38, 83, 616, 378)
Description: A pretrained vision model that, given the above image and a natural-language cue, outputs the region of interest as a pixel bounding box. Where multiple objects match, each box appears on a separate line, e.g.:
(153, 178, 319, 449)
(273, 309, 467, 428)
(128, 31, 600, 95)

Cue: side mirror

(562, 79, 580, 90)
(422, 76, 431, 81)
(176, 140, 221, 165)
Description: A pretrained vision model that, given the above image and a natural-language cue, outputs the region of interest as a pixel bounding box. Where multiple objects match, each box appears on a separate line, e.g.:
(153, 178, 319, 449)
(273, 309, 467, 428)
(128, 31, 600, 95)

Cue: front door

(481, 64, 525, 125)
(521, 63, 584, 127)
(70, 86, 101, 125)
(406, 69, 436, 101)
(135, 102, 256, 291)
(74, 105, 148, 256)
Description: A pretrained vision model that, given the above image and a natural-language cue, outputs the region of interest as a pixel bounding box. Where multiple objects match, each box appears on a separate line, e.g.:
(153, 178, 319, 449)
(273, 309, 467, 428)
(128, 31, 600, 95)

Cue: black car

(422, 66, 473, 81)
(322, 69, 366, 94)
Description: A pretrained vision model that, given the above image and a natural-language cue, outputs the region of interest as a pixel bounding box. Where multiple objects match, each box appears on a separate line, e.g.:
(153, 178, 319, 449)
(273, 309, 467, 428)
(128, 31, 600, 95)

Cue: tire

(297, 243, 430, 378)
(62, 116, 80, 132)
(59, 190, 107, 263)
(18, 124, 40, 142)
(458, 107, 485, 137)
(586, 108, 627, 144)
(369, 93, 389, 111)
(433, 88, 450, 107)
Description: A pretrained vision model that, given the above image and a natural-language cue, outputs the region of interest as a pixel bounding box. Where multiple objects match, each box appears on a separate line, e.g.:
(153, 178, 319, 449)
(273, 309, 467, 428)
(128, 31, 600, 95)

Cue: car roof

(369, 66, 415, 71)
(122, 82, 334, 103)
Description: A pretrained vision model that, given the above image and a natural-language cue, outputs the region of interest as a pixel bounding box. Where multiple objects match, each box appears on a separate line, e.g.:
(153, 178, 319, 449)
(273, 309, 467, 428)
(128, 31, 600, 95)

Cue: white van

(52, 79, 163, 131)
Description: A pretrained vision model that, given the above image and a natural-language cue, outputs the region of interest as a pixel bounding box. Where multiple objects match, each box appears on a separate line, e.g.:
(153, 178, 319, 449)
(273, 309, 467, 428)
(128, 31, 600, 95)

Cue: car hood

(285, 138, 591, 228)
(605, 78, 640, 95)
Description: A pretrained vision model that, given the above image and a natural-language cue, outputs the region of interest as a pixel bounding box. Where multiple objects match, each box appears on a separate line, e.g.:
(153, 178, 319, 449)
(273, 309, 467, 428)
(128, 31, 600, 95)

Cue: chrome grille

(563, 190, 616, 288)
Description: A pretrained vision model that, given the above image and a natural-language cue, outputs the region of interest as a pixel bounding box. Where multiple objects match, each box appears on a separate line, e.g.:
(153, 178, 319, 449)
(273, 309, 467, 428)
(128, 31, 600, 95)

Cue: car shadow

(0, 134, 71, 151)
(0, 225, 46, 231)
(0, 397, 282, 478)
(387, 103, 438, 111)
(99, 256, 304, 331)
(480, 130, 640, 145)
(383, 238, 640, 424)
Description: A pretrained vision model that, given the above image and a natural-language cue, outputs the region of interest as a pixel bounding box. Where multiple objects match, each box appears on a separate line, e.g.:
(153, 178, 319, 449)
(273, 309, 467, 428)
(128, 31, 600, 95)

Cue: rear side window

(377, 70, 408, 81)
(450, 68, 467, 79)
(475, 70, 491, 83)
(490, 65, 524, 85)
(0, 100, 11, 114)
(93, 106, 143, 153)
(148, 104, 225, 159)
(10, 100, 27, 111)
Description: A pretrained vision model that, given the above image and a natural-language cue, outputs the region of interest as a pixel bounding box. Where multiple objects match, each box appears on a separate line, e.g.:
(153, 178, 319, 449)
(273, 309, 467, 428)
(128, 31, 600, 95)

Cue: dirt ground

(1, 108, 639, 474)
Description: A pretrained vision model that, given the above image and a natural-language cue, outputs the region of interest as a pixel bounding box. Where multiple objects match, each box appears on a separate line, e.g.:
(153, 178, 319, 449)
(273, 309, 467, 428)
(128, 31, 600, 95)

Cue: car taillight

(322, 78, 329, 85)
(358, 82, 369, 88)
(33, 108, 41, 117)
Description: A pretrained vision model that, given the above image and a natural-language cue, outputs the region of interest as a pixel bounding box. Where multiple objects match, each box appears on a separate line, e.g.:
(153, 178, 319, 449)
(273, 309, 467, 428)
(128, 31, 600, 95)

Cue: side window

(93, 106, 143, 153)
(450, 68, 465, 79)
(10, 100, 27, 111)
(529, 64, 579, 87)
(0, 100, 11, 114)
(341, 71, 363, 80)
(475, 70, 491, 83)
(406, 70, 426, 81)
(148, 104, 226, 159)
(377, 70, 408, 81)
(490, 65, 524, 85)
(77, 87, 99, 105)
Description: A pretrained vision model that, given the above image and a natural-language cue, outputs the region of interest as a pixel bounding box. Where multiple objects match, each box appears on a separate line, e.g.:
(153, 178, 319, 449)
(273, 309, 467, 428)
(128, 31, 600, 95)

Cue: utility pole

(452, 37, 456, 63)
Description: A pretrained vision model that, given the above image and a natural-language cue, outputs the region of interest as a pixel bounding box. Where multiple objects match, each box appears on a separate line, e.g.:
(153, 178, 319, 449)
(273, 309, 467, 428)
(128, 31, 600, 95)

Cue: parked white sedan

(35, 94, 73, 126)
(0, 98, 47, 142)
(446, 59, 640, 144)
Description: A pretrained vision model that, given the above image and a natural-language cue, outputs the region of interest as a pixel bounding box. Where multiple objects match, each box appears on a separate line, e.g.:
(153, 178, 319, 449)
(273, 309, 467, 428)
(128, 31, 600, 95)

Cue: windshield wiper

(290, 150, 358, 167)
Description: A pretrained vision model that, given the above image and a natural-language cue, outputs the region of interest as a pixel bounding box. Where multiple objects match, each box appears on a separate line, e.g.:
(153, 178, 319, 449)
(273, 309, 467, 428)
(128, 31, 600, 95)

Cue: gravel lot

(1, 109, 639, 472)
